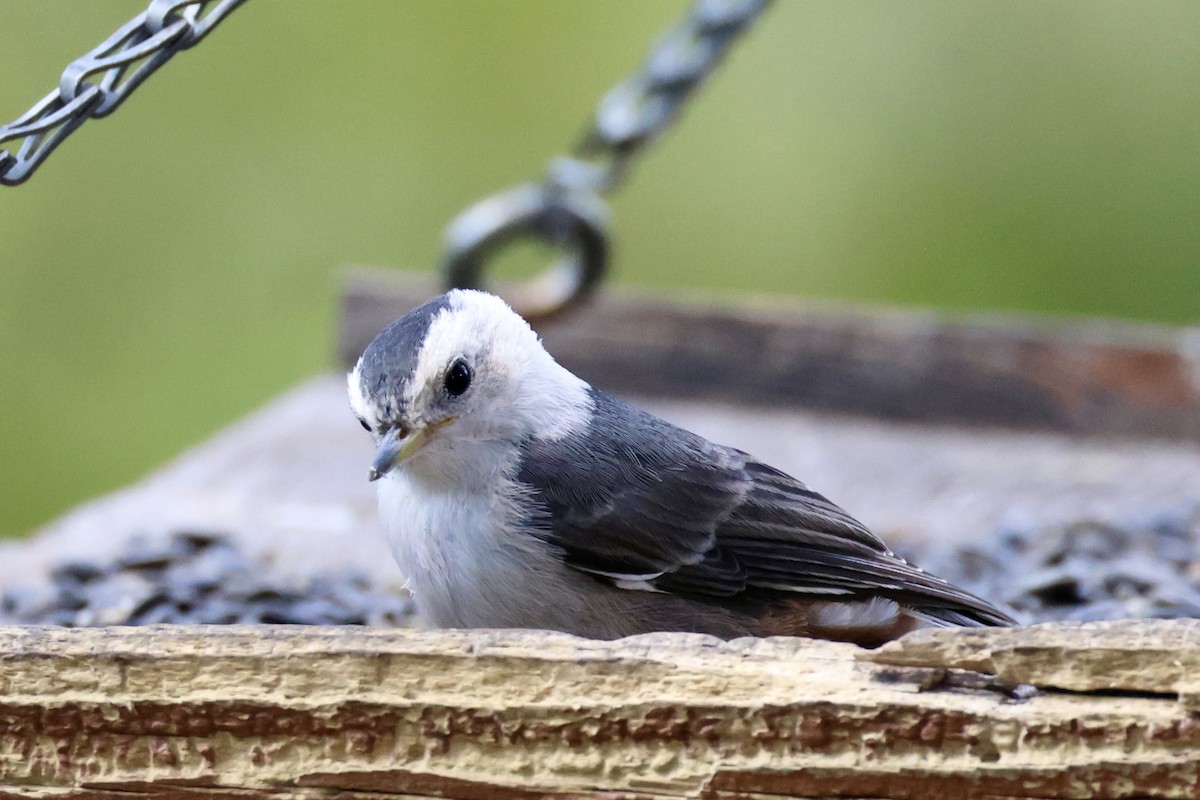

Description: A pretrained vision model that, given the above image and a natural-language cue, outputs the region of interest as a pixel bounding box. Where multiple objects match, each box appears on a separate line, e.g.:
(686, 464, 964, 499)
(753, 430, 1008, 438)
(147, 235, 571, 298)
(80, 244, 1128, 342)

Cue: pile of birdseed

(900, 502, 1200, 624)
(0, 531, 415, 627)
(2, 505, 1198, 628)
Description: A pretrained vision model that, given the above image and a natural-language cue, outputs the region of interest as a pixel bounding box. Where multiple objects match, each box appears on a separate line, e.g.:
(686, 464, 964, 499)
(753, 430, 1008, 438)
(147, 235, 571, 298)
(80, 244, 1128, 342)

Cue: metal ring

(441, 183, 610, 322)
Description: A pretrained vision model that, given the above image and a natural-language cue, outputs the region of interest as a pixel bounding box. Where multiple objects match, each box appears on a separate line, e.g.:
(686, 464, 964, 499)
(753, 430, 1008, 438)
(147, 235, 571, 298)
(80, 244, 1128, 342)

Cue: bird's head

(348, 289, 591, 484)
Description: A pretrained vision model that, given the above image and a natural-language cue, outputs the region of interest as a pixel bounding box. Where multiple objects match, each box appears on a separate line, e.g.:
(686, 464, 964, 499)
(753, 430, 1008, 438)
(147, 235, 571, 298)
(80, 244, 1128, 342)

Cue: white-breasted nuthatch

(348, 290, 1015, 646)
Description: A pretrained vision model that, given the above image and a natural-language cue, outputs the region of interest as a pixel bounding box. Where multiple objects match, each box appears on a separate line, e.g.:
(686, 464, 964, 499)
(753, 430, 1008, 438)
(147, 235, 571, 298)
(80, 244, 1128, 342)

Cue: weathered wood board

(1, 621, 1198, 800)
(869, 618, 1200, 700)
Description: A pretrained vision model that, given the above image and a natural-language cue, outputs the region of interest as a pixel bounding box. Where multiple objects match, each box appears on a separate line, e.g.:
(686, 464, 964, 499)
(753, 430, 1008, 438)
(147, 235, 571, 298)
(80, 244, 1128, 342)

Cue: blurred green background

(2, 1, 1199, 537)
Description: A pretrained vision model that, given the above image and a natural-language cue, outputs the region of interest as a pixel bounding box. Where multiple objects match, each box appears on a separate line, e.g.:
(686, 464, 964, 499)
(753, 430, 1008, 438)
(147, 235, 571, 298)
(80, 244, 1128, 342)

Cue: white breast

(377, 467, 561, 629)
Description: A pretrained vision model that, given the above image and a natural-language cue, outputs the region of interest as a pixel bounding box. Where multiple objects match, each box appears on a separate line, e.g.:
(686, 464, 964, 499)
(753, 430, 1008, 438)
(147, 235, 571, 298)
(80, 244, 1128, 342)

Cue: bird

(347, 289, 1015, 646)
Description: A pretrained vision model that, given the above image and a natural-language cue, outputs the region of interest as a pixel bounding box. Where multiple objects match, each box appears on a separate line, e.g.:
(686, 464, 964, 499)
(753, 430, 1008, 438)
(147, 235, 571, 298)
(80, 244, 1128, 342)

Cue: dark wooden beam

(339, 268, 1200, 441)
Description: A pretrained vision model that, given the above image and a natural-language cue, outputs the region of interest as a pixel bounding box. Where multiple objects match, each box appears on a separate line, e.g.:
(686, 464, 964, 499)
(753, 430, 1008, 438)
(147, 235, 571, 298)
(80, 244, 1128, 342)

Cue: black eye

(358, 418, 372, 433)
(444, 359, 472, 396)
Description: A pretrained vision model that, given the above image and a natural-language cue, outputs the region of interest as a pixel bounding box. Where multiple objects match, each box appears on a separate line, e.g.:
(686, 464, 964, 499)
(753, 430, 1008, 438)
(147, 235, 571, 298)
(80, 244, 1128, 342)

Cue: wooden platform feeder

(3, 269, 1200, 799)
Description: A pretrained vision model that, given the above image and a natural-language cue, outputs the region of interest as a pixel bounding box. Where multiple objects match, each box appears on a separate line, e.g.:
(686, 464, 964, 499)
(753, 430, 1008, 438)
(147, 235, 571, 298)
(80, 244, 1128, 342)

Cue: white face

(348, 290, 592, 484)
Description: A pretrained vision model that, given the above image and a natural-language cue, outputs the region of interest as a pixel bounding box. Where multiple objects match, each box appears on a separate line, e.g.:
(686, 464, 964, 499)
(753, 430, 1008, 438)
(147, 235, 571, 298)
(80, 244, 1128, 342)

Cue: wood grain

(339, 268, 1200, 440)
(1, 622, 1199, 799)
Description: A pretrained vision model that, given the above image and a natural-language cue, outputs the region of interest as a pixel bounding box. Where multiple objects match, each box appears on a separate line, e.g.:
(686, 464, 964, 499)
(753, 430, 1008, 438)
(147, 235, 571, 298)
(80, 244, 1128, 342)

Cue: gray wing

(516, 390, 1013, 627)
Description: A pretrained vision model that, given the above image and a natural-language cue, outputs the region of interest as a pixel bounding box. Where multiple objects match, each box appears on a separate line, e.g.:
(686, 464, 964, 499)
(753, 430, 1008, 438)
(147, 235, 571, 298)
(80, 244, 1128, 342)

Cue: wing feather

(517, 390, 1014, 628)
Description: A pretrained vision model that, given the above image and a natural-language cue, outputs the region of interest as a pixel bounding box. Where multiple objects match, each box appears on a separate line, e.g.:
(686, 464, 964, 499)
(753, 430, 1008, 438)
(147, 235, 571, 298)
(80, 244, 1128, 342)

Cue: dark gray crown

(356, 292, 454, 402)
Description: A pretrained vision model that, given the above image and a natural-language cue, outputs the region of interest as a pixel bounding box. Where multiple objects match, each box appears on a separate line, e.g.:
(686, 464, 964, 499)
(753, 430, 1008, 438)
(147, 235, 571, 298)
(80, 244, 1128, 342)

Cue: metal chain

(0, 0, 247, 187)
(2, 0, 767, 319)
(443, 0, 771, 321)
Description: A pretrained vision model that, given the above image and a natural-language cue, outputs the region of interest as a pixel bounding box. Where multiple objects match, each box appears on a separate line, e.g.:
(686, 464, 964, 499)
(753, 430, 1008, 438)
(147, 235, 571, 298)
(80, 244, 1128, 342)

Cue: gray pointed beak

(367, 424, 411, 482)
(366, 416, 454, 481)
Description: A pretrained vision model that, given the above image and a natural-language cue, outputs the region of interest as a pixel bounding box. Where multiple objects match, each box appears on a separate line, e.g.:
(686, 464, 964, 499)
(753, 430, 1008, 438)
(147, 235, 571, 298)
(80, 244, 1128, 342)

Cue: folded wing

(516, 390, 1014, 629)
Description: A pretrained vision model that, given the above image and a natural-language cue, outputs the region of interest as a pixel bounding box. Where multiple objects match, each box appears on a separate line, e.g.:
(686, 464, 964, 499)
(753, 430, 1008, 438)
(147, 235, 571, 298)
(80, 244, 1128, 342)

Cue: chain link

(0, 0, 247, 187)
(443, 0, 771, 320)
(562, 0, 771, 196)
